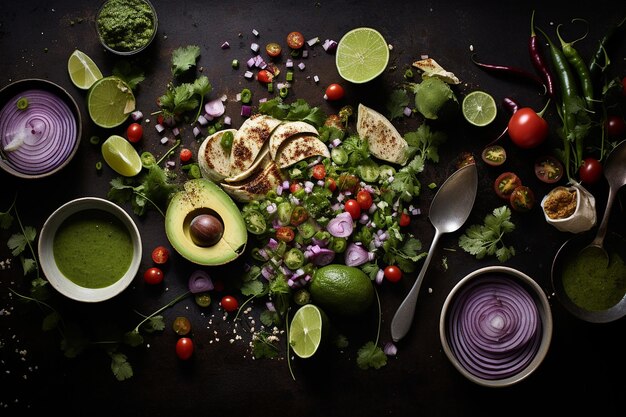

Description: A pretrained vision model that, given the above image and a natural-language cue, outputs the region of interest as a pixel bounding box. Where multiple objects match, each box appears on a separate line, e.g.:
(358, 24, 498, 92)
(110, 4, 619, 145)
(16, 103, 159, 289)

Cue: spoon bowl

(390, 163, 478, 342)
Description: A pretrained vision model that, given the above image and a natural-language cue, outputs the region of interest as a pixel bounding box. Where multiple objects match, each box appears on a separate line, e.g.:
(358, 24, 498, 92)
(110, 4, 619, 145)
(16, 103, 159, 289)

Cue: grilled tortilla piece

(356, 104, 409, 165)
(223, 145, 270, 183)
(229, 114, 282, 178)
(221, 153, 285, 202)
(412, 57, 460, 85)
(198, 129, 237, 182)
(269, 121, 319, 160)
(275, 134, 330, 169)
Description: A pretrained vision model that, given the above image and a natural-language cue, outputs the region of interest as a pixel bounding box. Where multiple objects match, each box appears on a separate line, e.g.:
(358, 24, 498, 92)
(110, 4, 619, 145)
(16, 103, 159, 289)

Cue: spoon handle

(591, 186, 617, 247)
(390, 229, 442, 342)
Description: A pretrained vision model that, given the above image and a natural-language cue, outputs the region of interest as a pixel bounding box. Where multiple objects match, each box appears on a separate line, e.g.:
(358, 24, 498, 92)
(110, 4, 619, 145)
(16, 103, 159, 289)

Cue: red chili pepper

(529, 10, 555, 99)
(471, 53, 546, 93)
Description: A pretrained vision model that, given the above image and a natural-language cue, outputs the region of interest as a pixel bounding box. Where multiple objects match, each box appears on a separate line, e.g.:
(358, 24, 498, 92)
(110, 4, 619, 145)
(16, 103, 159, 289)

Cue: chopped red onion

(384, 342, 398, 356)
(221, 41, 230, 49)
(205, 98, 225, 117)
(403, 107, 412, 117)
(298, 62, 306, 70)
(322, 39, 338, 52)
(223, 116, 232, 125)
(197, 114, 209, 126)
(306, 36, 319, 46)
(172, 127, 180, 137)
(307, 246, 335, 266)
(188, 270, 214, 293)
(244, 71, 254, 79)
(344, 243, 371, 267)
(250, 43, 260, 53)
(313, 75, 320, 83)
(286, 59, 294, 68)
(327, 212, 354, 237)
(241, 105, 252, 117)
(247, 57, 256, 68)
(375, 269, 385, 285)
(166, 160, 176, 168)
(192, 126, 201, 137)
(302, 50, 309, 58)
(131, 110, 144, 121)
(160, 137, 169, 144)
(155, 123, 165, 133)
(252, 29, 260, 37)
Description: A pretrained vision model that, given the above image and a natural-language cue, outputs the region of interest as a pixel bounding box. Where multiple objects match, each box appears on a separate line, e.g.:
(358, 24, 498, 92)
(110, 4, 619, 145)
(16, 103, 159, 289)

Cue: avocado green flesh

(165, 179, 247, 265)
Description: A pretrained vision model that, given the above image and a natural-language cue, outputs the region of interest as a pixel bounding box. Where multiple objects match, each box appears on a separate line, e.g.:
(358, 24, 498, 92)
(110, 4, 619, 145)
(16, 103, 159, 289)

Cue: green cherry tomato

(176, 337, 194, 360)
(195, 292, 211, 308)
(173, 316, 191, 336)
(265, 42, 282, 57)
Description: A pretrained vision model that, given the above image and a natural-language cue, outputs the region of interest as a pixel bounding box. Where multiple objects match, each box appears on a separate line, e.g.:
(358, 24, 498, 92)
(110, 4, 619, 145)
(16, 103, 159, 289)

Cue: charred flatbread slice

(412, 57, 460, 85)
(197, 129, 237, 181)
(275, 135, 330, 169)
(229, 114, 282, 177)
(223, 145, 270, 183)
(356, 103, 409, 165)
(269, 121, 319, 160)
(221, 154, 284, 202)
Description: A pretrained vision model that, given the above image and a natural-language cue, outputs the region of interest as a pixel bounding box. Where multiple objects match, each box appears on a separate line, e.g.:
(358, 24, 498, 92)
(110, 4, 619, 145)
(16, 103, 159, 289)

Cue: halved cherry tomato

(180, 148, 192, 162)
(494, 172, 522, 200)
(356, 190, 373, 210)
(144, 267, 164, 285)
(173, 316, 191, 336)
(607, 115, 626, 139)
(126, 123, 143, 143)
(276, 226, 295, 242)
(398, 212, 411, 227)
(384, 265, 403, 283)
(221, 295, 239, 312)
(579, 157, 603, 184)
(325, 177, 337, 192)
(176, 337, 194, 360)
(344, 199, 361, 219)
(481, 145, 506, 166)
(509, 185, 535, 212)
(325, 83, 345, 101)
(286, 31, 305, 49)
(289, 182, 302, 193)
(311, 164, 326, 180)
(508, 107, 549, 149)
(257, 69, 274, 83)
(290, 206, 308, 226)
(534, 155, 564, 184)
(265, 42, 282, 58)
(151, 245, 170, 264)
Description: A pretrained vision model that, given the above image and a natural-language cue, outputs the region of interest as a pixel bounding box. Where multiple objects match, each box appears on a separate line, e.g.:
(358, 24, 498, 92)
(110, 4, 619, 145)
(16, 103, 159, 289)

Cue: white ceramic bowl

(38, 197, 142, 302)
(439, 266, 553, 387)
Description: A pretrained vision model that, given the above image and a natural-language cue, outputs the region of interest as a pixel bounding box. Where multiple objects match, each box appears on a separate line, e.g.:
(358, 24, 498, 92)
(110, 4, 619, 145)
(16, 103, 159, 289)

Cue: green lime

(335, 27, 390, 84)
(67, 49, 103, 90)
(462, 90, 497, 127)
(87, 76, 135, 128)
(309, 264, 374, 316)
(101, 135, 142, 177)
(289, 304, 328, 359)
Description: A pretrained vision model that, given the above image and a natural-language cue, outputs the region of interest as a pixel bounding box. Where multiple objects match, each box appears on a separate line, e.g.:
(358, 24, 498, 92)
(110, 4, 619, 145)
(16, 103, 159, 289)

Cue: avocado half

(165, 179, 247, 265)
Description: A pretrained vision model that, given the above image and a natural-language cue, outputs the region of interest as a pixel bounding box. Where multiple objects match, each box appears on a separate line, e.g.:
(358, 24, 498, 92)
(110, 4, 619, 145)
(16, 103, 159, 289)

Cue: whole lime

(309, 264, 374, 316)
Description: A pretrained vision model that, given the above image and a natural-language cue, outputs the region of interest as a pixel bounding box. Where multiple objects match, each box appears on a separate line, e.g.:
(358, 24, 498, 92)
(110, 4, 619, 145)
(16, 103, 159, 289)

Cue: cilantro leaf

(0, 209, 14, 229)
(171, 45, 200, 77)
(112, 60, 145, 90)
(240, 279, 264, 297)
(386, 88, 410, 120)
(356, 341, 387, 369)
(110, 352, 134, 381)
(7, 227, 35, 256)
(458, 206, 516, 262)
(259, 98, 326, 128)
(404, 123, 447, 163)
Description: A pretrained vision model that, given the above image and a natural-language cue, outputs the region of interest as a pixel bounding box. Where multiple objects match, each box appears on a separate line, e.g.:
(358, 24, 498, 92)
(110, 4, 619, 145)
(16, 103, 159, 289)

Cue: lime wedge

(87, 76, 135, 128)
(335, 27, 390, 84)
(462, 90, 497, 127)
(101, 135, 142, 177)
(289, 304, 327, 359)
(68, 50, 103, 90)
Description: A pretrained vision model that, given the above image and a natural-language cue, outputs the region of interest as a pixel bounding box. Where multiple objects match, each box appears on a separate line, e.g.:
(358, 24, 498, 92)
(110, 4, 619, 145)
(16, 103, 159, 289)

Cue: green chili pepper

(588, 16, 625, 83)
(284, 248, 305, 269)
(220, 130, 234, 151)
(556, 24, 594, 109)
(89, 135, 101, 145)
(240, 88, 252, 104)
(16, 97, 28, 110)
(279, 86, 289, 98)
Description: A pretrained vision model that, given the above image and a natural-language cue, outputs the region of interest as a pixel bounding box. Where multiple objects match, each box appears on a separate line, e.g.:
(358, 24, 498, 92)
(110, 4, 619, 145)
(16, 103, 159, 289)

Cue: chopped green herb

(458, 205, 516, 262)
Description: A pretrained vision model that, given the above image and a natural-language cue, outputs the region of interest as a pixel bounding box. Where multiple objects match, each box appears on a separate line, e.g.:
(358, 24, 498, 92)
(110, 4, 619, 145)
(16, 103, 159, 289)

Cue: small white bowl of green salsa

(38, 197, 142, 302)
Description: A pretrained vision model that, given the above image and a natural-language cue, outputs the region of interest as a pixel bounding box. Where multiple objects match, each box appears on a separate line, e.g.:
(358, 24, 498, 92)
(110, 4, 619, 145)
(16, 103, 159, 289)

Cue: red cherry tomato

(221, 295, 239, 312)
(509, 185, 535, 212)
(257, 69, 274, 83)
(607, 115, 626, 139)
(276, 226, 295, 242)
(344, 199, 361, 219)
(493, 172, 522, 200)
(151, 246, 170, 264)
(286, 31, 305, 49)
(384, 265, 403, 283)
(398, 212, 411, 227)
(265, 42, 282, 58)
(144, 267, 164, 285)
(508, 107, 549, 149)
(180, 148, 192, 162)
(356, 190, 373, 210)
(126, 123, 143, 143)
(325, 177, 337, 192)
(311, 164, 326, 180)
(175, 337, 194, 360)
(579, 157, 603, 184)
(289, 182, 302, 193)
(534, 155, 564, 184)
(325, 83, 345, 101)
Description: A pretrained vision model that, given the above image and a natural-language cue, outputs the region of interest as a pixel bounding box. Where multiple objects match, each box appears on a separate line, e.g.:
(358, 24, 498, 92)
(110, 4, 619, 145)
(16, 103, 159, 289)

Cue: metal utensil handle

(390, 229, 442, 342)
(591, 186, 617, 247)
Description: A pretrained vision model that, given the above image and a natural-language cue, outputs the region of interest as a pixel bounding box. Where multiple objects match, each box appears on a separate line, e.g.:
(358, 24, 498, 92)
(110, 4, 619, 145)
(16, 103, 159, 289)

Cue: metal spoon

(390, 163, 478, 342)
(580, 140, 626, 264)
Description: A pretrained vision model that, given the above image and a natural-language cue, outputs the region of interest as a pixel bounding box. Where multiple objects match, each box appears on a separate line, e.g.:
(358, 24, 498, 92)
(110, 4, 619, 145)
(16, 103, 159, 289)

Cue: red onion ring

(188, 270, 214, 293)
(0, 89, 77, 175)
(446, 276, 541, 380)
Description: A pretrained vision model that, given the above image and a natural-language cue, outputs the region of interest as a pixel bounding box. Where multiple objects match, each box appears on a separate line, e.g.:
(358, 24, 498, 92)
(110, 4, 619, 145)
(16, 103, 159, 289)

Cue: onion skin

(0, 89, 77, 175)
(446, 276, 542, 380)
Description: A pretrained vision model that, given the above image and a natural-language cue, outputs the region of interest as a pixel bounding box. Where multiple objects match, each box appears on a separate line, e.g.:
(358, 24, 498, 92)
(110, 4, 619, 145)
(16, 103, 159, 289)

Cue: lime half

(289, 304, 327, 359)
(335, 27, 390, 84)
(101, 135, 142, 177)
(87, 76, 135, 128)
(68, 49, 103, 90)
(462, 91, 497, 127)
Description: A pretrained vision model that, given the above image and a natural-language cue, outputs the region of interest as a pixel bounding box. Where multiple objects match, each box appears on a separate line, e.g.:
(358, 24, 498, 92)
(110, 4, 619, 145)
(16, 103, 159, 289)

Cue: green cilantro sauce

(53, 209, 133, 289)
(97, 0, 155, 52)
(561, 247, 626, 311)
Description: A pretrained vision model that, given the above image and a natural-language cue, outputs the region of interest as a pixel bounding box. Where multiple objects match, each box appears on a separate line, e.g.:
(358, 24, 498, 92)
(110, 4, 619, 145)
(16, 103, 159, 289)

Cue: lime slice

(87, 76, 135, 128)
(67, 50, 103, 90)
(101, 135, 142, 177)
(462, 91, 497, 127)
(289, 304, 327, 359)
(335, 27, 390, 84)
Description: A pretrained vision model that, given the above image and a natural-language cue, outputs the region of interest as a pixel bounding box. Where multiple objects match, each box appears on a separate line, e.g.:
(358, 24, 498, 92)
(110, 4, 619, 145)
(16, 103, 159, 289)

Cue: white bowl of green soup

(38, 197, 142, 302)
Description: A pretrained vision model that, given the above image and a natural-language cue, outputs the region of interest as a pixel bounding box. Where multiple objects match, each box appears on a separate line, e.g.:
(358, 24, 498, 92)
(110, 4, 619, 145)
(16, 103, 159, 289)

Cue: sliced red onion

(204, 98, 225, 118)
(188, 270, 214, 293)
(375, 269, 385, 285)
(384, 342, 398, 356)
(0, 89, 77, 175)
(446, 276, 541, 380)
(307, 246, 335, 266)
(327, 212, 354, 237)
(345, 243, 370, 267)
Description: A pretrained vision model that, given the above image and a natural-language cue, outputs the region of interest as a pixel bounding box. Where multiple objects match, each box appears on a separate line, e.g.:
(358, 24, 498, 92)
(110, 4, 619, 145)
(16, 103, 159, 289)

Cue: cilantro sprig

(458, 206, 516, 262)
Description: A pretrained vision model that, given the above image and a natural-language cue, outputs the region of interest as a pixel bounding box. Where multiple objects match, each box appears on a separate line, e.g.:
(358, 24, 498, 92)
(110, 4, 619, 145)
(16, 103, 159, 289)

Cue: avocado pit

(190, 213, 224, 247)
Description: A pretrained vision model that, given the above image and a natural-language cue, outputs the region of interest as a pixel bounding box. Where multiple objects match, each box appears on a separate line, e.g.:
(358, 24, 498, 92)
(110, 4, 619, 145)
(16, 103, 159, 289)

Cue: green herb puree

(562, 248, 626, 311)
(97, 0, 155, 52)
(53, 209, 133, 289)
